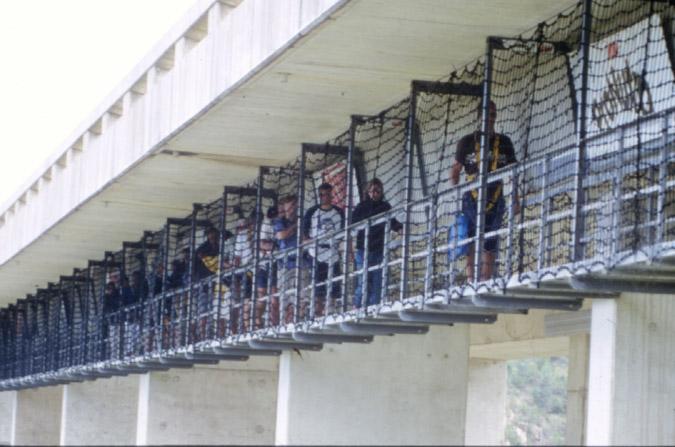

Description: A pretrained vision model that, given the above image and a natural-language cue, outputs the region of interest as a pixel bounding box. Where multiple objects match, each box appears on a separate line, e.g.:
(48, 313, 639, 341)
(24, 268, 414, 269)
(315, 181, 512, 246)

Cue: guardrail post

(252, 174, 265, 331)
(187, 204, 199, 345)
(295, 145, 307, 324)
(342, 119, 357, 312)
(158, 223, 170, 353)
(474, 37, 495, 284)
(400, 84, 418, 301)
(212, 188, 228, 339)
(572, 0, 593, 262)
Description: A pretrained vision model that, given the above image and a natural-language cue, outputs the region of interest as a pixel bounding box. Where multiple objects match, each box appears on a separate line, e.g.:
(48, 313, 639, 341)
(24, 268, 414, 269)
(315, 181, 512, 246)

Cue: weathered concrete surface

(275, 325, 469, 445)
(470, 309, 570, 360)
(586, 294, 675, 445)
(0, 391, 15, 445)
(11, 386, 62, 446)
(566, 333, 589, 446)
(136, 357, 279, 445)
(465, 358, 507, 446)
(60, 375, 140, 445)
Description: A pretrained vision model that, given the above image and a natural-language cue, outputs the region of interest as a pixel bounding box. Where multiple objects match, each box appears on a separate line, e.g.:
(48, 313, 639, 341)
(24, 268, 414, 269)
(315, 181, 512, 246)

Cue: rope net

(349, 101, 409, 312)
(1, 0, 674, 383)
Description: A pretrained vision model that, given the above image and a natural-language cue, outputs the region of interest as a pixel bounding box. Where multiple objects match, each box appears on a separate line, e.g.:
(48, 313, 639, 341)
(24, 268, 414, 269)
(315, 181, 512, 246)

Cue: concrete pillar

(566, 333, 589, 445)
(10, 386, 62, 446)
(275, 325, 470, 445)
(60, 376, 140, 445)
(136, 357, 278, 445)
(586, 294, 675, 445)
(465, 359, 507, 445)
(0, 391, 16, 445)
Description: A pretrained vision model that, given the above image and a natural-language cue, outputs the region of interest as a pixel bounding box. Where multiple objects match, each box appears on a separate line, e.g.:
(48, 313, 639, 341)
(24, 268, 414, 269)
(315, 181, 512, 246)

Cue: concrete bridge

(0, 0, 674, 445)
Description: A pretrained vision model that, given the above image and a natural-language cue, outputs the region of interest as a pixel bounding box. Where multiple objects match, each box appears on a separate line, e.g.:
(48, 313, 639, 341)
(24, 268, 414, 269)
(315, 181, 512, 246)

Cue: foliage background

(505, 357, 568, 445)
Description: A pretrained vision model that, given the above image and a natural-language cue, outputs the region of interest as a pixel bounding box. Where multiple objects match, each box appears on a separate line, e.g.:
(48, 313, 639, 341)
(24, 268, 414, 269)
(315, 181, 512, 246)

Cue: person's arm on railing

(275, 222, 296, 240)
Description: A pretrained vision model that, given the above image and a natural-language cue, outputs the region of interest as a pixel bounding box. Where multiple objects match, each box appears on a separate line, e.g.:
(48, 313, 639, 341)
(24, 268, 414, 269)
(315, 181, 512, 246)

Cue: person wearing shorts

(450, 101, 518, 281)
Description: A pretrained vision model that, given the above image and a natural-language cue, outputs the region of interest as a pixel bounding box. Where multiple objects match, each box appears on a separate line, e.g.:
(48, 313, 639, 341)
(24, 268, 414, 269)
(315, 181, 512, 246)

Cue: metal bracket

(571, 275, 675, 294)
(160, 354, 218, 366)
(508, 286, 617, 299)
(212, 346, 281, 357)
(339, 321, 429, 335)
(248, 339, 323, 351)
(399, 309, 496, 325)
(425, 301, 528, 315)
(184, 352, 248, 362)
(301, 143, 349, 156)
(412, 80, 482, 97)
(292, 331, 374, 344)
(97, 367, 131, 376)
(474, 294, 583, 311)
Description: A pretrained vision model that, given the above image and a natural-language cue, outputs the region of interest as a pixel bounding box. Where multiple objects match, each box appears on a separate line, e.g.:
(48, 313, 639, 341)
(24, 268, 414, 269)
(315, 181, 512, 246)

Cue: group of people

(101, 101, 517, 340)
(102, 270, 149, 321)
(177, 179, 402, 331)
(101, 269, 151, 357)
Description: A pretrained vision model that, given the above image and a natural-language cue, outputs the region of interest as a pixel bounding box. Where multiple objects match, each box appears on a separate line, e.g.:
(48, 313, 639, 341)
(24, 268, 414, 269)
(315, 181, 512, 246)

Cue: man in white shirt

(233, 213, 254, 331)
(302, 183, 344, 317)
(256, 206, 278, 326)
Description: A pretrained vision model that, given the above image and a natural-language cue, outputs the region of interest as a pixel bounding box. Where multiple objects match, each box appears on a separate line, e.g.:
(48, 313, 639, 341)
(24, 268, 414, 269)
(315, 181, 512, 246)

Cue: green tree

(505, 356, 568, 445)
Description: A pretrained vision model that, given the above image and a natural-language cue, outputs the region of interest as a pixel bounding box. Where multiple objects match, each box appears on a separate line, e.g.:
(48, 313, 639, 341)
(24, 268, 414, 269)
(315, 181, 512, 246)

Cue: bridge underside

(0, 0, 576, 304)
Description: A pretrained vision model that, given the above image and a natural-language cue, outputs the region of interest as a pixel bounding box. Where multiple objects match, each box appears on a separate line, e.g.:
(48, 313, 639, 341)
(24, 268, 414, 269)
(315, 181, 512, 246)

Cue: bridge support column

(60, 376, 139, 445)
(10, 386, 63, 446)
(464, 359, 506, 445)
(275, 325, 470, 445)
(0, 391, 16, 445)
(586, 294, 675, 445)
(566, 333, 589, 445)
(135, 358, 278, 445)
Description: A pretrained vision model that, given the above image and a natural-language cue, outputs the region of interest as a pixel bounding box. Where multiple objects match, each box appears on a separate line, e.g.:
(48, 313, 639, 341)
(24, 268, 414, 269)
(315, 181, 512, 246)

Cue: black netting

(258, 164, 301, 329)
(0, 310, 10, 379)
(297, 132, 352, 323)
(219, 185, 258, 337)
(85, 259, 107, 363)
(139, 230, 165, 356)
(583, 0, 675, 267)
(1, 0, 674, 384)
(342, 102, 410, 315)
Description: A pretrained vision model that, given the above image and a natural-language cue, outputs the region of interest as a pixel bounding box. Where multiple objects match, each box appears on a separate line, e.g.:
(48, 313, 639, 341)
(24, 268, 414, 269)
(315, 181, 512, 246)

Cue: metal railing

(1, 0, 675, 388)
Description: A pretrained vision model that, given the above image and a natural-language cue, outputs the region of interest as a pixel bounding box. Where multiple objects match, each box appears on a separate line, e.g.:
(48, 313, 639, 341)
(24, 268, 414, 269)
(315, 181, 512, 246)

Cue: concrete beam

(465, 359, 507, 445)
(586, 294, 675, 445)
(469, 309, 583, 360)
(566, 334, 589, 446)
(0, 391, 15, 445)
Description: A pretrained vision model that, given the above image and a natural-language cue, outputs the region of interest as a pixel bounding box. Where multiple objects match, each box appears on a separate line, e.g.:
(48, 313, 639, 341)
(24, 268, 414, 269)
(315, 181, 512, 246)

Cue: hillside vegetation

(505, 357, 568, 445)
